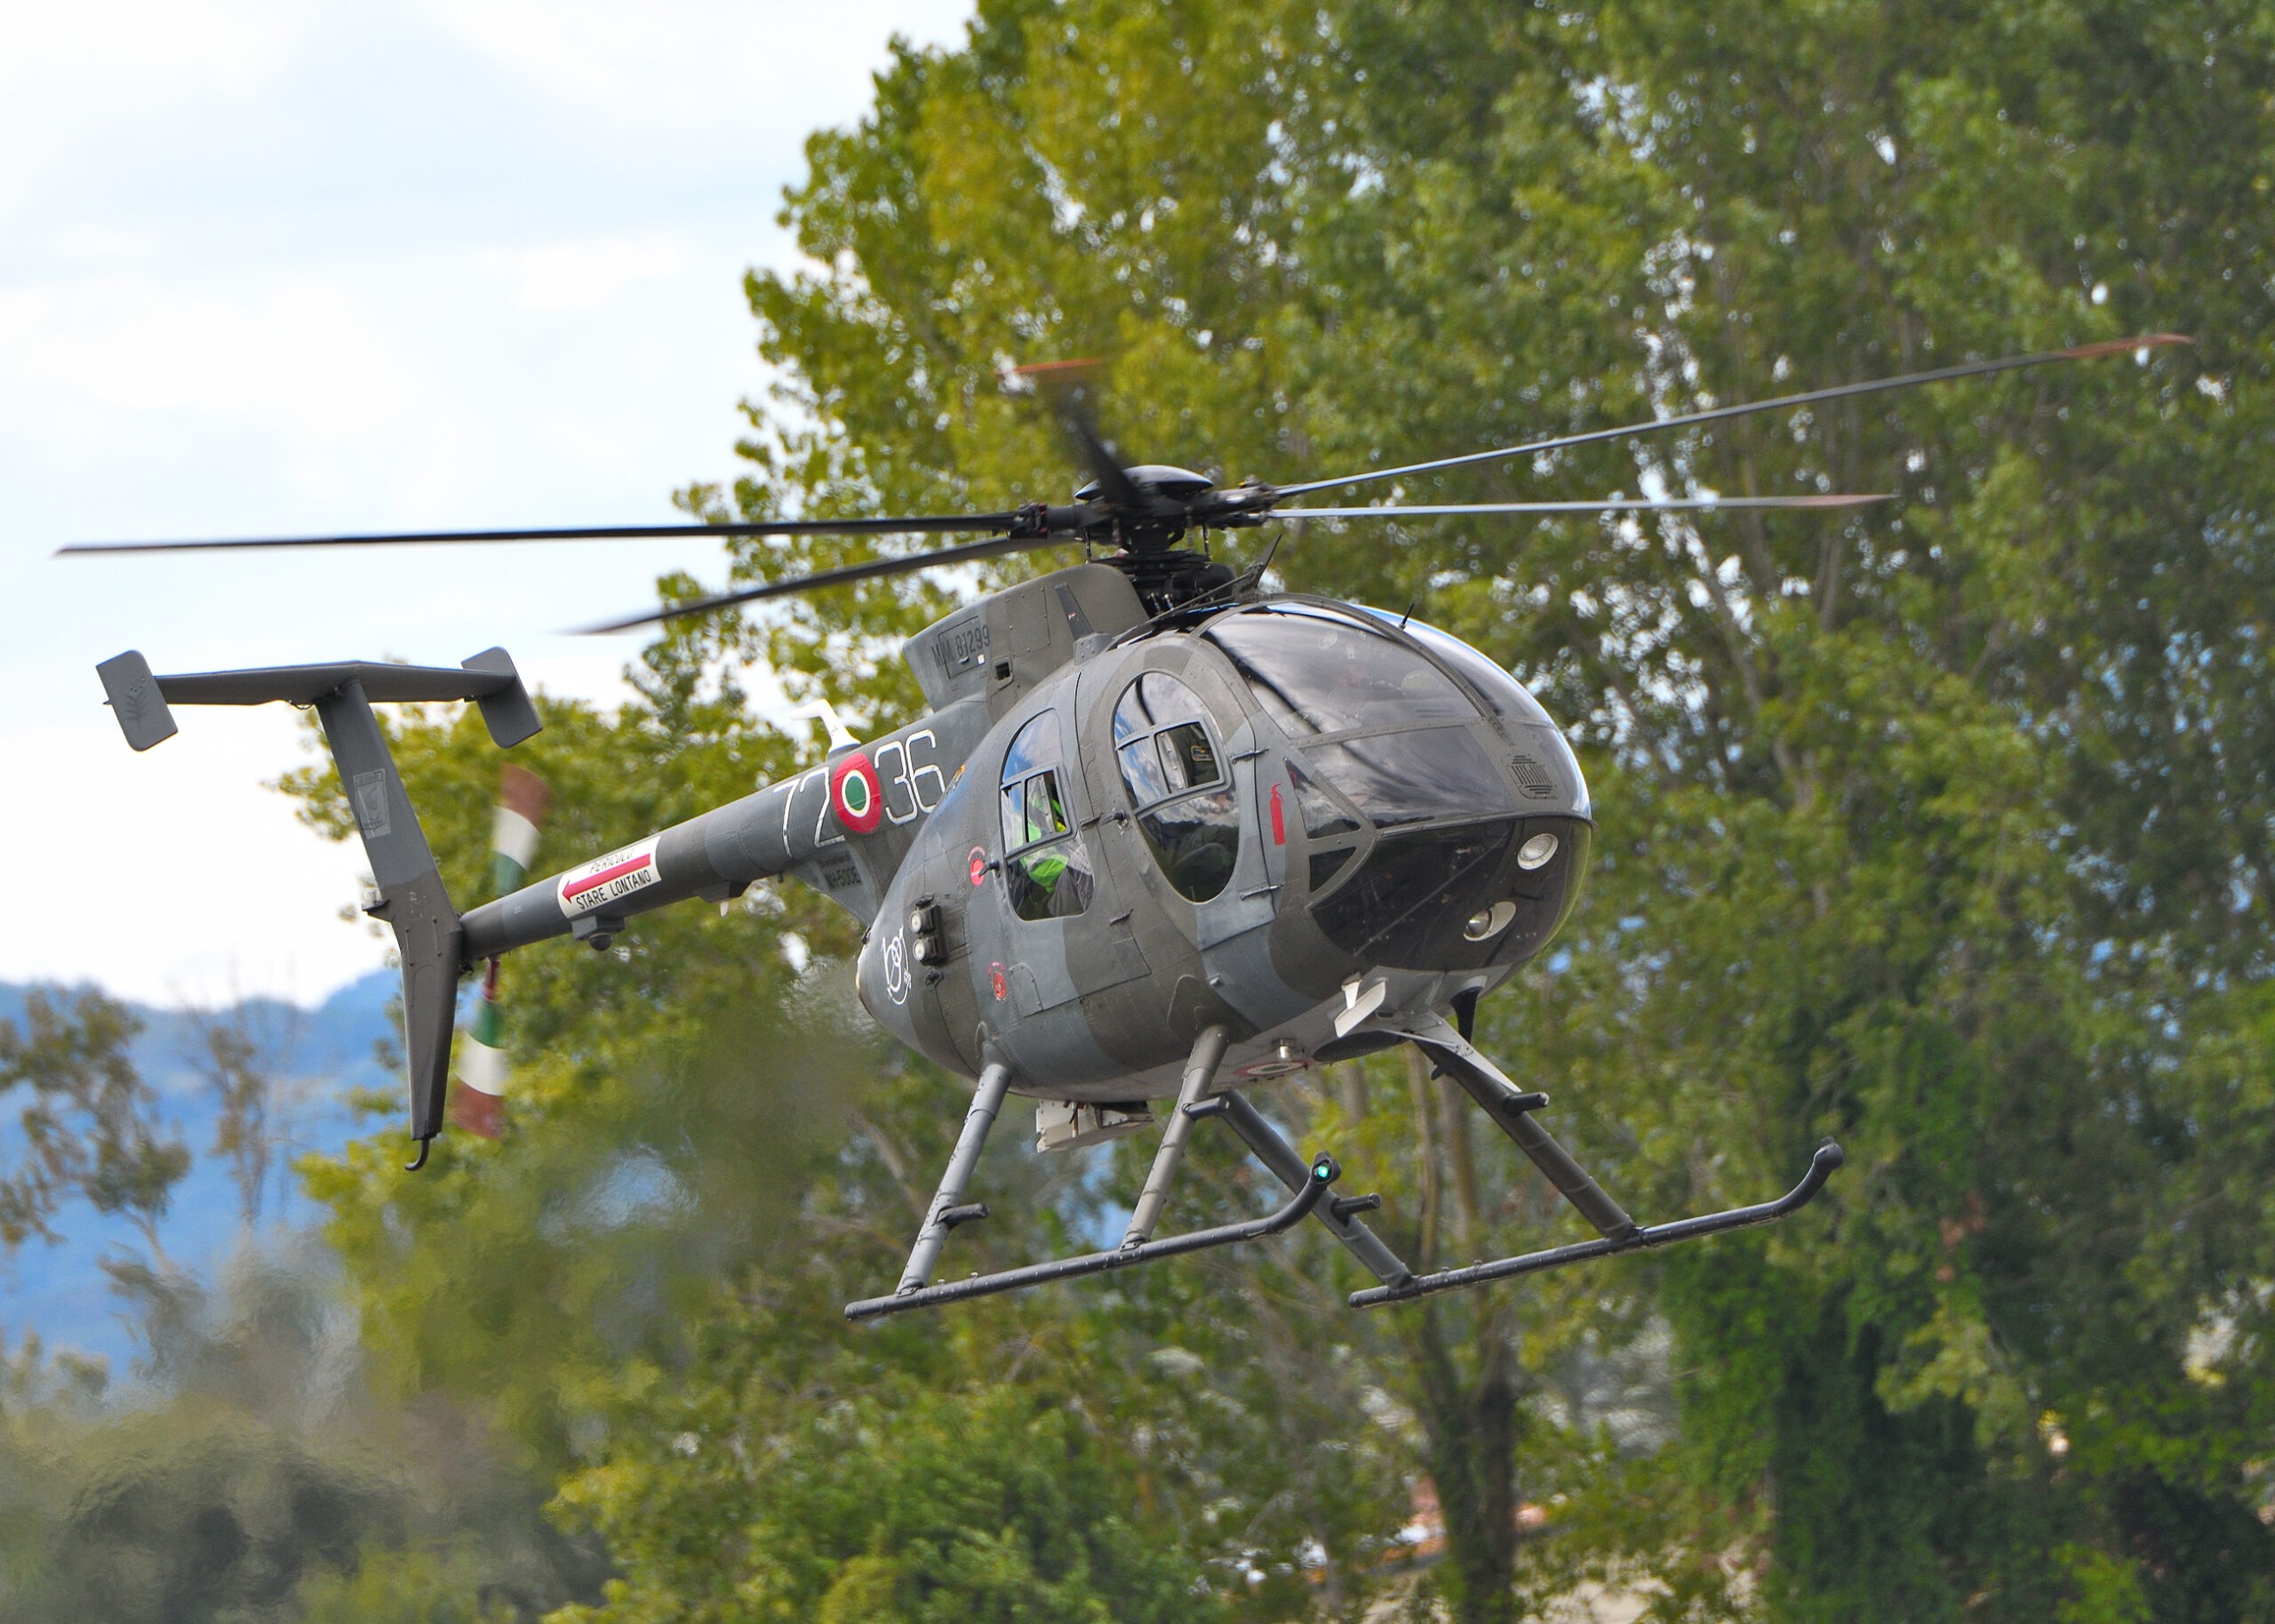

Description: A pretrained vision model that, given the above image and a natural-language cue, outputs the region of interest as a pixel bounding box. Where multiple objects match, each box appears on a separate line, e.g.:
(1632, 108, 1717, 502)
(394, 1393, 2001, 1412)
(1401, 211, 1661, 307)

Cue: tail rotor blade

(451, 762, 552, 1141)
(1010, 360, 1148, 513)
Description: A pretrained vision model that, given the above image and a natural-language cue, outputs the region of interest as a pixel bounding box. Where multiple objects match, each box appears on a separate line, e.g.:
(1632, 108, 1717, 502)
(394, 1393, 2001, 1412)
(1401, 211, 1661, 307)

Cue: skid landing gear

(1351, 1016, 1843, 1308)
(842, 1017, 1841, 1320)
(845, 1025, 1398, 1321)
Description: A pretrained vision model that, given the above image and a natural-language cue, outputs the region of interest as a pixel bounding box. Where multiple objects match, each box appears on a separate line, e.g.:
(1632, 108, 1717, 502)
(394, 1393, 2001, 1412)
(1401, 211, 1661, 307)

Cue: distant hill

(0, 971, 399, 1376)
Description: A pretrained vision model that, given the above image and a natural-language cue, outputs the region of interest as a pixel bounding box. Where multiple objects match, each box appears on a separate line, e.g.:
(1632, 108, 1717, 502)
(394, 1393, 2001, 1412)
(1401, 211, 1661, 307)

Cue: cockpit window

(1284, 760, 1359, 840)
(999, 712, 1092, 921)
(1206, 605, 1475, 735)
(1365, 613, 1558, 729)
(1302, 728, 1513, 830)
(1112, 672, 1239, 903)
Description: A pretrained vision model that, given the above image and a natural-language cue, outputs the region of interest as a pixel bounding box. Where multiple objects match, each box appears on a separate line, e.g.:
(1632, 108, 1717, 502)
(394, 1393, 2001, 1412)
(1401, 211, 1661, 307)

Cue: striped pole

(451, 763, 550, 1139)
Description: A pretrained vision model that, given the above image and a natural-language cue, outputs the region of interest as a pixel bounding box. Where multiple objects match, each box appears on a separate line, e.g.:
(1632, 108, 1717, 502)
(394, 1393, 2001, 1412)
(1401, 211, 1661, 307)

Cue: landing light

(1465, 901, 1518, 941)
(1517, 832, 1560, 870)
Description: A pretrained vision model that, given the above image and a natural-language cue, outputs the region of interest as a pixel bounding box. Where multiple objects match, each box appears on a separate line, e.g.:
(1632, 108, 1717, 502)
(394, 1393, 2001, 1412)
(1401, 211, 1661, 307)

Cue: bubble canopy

(1203, 603, 1478, 735)
(1354, 609, 1560, 731)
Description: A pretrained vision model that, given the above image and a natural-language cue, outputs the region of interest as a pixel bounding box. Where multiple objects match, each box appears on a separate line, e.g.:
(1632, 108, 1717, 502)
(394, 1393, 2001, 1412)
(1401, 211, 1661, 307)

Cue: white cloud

(476, 234, 689, 314)
(0, 0, 306, 93)
(0, 275, 417, 427)
(0, 714, 379, 1005)
(410, 0, 956, 130)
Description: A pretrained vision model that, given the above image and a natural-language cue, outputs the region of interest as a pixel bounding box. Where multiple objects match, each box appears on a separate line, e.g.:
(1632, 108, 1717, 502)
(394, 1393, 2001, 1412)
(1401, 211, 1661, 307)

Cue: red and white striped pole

(451, 763, 550, 1139)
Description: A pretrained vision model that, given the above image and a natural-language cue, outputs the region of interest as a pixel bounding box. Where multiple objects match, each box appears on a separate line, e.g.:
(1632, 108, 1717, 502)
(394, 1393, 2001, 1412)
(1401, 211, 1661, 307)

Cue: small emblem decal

(882, 930, 909, 1006)
(351, 769, 393, 840)
(830, 752, 885, 833)
(969, 846, 989, 887)
(989, 961, 1008, 1001)
(558, 834, 662, 917)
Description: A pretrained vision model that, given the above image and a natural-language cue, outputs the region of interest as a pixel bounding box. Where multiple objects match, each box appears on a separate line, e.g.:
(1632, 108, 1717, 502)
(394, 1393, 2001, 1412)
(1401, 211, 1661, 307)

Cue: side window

(1285, 760, 1363, 895)
(1112, 672, 1240, 903)
(999, 712, 1093, 921)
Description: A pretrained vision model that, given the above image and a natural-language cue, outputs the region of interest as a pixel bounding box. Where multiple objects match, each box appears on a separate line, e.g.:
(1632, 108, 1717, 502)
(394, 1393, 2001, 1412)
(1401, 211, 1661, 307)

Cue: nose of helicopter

(1305, 813, 1592, 974)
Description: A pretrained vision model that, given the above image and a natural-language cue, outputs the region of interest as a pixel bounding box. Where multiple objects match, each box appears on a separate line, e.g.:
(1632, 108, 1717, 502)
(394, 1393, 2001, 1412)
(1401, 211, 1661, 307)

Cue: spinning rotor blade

(1276, 493, 1888, 519)
(451, 761, 552, 1142)
(58, 513, 1022, 556)
(578, 531, 1076, 634)
(1010, 359, 1149, 513)
(1273, 333, 2191, 500)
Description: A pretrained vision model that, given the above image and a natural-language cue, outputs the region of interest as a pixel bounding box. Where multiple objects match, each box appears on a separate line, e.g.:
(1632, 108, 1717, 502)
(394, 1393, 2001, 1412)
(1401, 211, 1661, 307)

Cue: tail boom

(459, 765, 854, 958)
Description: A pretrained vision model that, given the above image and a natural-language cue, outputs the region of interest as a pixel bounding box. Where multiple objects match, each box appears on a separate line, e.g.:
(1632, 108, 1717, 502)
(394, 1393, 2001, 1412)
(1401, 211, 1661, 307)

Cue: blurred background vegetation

(7, 0, 2275, 1617)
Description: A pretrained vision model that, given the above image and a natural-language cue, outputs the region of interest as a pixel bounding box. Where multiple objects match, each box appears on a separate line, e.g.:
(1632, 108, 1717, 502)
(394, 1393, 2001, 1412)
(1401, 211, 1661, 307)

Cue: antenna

(776, 699, 858, 752)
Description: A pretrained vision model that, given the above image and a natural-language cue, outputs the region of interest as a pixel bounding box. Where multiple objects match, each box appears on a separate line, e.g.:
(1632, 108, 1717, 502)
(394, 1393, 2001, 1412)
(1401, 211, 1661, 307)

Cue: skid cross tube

(846, 1152, 1343, 1321)
(1350, 1142, 1845, 1308)
(1205, 1093, 1417, 1291)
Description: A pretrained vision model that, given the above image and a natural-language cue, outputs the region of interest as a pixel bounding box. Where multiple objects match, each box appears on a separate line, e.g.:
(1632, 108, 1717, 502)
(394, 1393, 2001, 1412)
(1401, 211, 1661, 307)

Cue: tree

(676, 0, 2275, 1613)
(185, 993, 305, 1228)
(0, 1237, 604, 1623)
(0, 988, 188, 1269)
(280, 0, 2275, 1617)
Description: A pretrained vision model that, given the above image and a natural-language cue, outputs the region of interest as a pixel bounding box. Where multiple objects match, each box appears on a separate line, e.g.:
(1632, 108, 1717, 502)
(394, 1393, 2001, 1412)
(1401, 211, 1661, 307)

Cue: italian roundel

(830, 751, 885, 834)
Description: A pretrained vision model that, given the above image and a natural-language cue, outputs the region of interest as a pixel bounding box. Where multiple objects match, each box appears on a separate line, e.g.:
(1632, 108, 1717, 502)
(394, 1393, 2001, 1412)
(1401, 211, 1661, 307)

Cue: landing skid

(842, 1017, 1840, 1320)
(842, 1145, 1345, 1320)
(1347, 1142, 1842, 1307)
(844, 1024, 1406, 1322)
(1360, 1015, 1843, 1307)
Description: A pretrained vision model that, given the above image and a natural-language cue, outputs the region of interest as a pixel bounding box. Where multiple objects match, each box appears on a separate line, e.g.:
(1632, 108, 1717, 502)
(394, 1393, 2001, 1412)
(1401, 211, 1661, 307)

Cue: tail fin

(96, 649, 541, 1167)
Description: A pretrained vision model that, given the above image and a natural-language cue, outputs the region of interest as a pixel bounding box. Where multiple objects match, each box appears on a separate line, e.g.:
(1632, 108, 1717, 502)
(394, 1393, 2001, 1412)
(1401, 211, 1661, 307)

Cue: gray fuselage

(459, 564, 1592, 1105)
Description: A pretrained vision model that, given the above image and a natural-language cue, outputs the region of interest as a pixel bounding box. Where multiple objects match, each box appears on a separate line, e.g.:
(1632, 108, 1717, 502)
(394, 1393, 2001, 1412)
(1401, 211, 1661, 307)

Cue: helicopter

(75, 335, 2183, 1318)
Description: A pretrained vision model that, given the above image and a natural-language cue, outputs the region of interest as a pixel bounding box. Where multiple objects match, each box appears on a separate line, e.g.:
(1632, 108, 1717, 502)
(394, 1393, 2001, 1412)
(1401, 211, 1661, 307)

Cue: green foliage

(0, 988, 189, 1256)
(554, 1380, 1213, 1624)
(12, 1413, 403, 1624)
(296, 1547, 518, 1624)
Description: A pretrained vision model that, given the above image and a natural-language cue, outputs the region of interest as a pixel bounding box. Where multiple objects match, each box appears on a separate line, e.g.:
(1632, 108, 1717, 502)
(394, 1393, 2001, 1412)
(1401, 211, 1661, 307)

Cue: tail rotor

(451, 763, 552, 1139)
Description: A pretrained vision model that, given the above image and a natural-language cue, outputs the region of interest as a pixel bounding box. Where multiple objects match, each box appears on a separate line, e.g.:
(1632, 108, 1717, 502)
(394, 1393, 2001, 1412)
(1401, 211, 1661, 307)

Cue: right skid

(1348, 1019, 1843, 1309)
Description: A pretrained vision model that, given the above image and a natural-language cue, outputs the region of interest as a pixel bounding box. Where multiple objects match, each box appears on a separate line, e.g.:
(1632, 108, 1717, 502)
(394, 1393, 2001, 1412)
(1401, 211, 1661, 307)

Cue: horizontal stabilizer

(104, 647, 540, 748)
(95, 650, 179, 752)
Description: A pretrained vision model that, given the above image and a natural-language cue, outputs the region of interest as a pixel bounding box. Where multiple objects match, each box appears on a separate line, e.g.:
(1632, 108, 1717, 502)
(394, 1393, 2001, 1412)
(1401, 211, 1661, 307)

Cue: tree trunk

(1406, 1302, 1521, 1624)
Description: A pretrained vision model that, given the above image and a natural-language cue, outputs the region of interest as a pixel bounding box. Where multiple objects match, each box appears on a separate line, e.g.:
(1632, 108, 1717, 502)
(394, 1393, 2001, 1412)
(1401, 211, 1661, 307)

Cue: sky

(1, 0, 975, 1006)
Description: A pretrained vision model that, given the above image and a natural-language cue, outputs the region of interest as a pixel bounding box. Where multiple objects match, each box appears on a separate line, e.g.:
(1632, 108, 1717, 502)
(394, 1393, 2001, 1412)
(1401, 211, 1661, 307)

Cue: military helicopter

(74, 336, 2183, 1318)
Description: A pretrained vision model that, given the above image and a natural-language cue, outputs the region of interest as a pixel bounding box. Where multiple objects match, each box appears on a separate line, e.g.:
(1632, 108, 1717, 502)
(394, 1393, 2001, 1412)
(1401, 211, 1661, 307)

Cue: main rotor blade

(1010, 359, 1148, 513)
(1276, 494, 1888, 519)
(1273, 333, 2191, 500)
(57, 513, 1021, 556)
(578, 532, 1074, 634)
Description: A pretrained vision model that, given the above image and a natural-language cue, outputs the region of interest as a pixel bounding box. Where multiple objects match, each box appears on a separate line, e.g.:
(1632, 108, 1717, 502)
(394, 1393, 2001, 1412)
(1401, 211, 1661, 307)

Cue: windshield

(1206, 605, 1476, 735)
(1300, 728, 1512, 829)
(1360, 612, 1558, 729)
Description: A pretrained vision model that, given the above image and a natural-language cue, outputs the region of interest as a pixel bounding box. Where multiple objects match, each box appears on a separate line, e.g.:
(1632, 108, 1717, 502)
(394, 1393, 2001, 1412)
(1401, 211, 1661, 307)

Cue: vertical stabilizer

(315, 680, 463, 1164)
